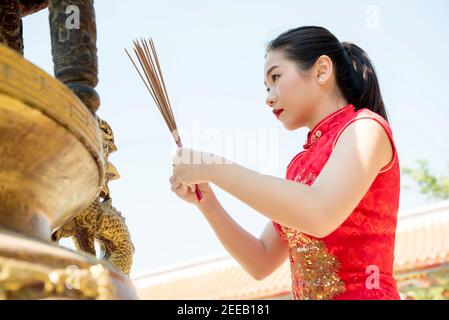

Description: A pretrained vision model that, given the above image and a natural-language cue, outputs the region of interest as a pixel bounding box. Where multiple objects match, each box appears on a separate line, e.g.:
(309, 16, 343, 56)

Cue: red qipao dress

(272, 104, 401, 300)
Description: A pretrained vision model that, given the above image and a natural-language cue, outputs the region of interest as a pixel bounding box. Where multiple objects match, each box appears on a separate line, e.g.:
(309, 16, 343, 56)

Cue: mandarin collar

(303, 104, 355, 150)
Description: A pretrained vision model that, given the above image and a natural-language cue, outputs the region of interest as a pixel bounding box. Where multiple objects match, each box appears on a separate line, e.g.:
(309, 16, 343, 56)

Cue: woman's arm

(205, 119, 393, 238)
(197, 195, 289, 280)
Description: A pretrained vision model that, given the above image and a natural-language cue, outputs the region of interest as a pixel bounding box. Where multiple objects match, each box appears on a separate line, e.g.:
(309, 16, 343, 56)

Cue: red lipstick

(272, 109, 284, 118)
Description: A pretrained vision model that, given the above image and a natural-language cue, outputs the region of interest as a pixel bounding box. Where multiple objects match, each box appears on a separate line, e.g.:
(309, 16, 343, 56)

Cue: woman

(169, 26, 400, 300)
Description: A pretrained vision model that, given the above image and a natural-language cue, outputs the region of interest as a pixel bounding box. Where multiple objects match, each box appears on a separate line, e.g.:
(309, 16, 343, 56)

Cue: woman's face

(264, 49, 321, 131)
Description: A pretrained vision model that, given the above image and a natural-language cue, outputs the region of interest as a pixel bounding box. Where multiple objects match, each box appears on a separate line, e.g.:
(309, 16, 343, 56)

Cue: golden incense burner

(0, 44, 136, 299)
(0, 0, 136, 299)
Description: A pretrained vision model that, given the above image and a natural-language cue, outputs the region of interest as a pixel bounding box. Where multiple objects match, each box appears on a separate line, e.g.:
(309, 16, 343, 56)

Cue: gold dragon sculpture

(52, 118, 135, 276)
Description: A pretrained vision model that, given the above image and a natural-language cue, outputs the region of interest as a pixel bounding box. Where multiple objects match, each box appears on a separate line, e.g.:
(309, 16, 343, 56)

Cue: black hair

(266, 26, 389, 122)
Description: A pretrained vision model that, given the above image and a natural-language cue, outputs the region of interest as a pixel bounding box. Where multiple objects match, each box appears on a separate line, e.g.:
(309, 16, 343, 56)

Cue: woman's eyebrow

(264, 65, 279, 86)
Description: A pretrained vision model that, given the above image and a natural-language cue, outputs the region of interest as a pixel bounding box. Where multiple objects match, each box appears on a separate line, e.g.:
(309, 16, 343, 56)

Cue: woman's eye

(266, 75, 280, 92)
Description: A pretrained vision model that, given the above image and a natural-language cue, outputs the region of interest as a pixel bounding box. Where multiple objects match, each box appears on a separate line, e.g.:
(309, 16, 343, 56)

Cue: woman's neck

(306, 96, 349, 131)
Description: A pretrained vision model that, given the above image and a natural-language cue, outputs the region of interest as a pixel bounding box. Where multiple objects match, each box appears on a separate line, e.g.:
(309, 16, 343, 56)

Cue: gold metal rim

(0, 44, 104, 187)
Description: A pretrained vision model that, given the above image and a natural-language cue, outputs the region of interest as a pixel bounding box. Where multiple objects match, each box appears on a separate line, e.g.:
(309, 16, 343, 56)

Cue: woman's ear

(314, 55, 333, 85)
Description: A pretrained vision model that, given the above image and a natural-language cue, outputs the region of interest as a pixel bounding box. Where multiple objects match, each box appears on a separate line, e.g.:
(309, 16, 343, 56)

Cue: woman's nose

(265, 94, 277, 107)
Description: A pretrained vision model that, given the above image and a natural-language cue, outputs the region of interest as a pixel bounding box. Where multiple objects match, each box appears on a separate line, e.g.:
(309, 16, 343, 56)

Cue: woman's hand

(171, 148, 224, 206)
(172, 148, 223, 185)
(169, 175, 215, 206)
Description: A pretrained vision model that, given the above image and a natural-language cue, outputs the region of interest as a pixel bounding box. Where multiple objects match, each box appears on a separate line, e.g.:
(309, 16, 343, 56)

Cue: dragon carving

(52, 118, 135, 276)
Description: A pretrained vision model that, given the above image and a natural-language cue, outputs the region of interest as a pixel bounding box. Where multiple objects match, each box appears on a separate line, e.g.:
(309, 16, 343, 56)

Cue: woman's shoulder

(335, 107, 398, 173)
(354, 108, 391, 132)
(332, 108, 394, 148)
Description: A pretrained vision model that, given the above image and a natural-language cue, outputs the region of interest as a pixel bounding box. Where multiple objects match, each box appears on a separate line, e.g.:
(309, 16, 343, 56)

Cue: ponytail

(340, 42, 388, 122)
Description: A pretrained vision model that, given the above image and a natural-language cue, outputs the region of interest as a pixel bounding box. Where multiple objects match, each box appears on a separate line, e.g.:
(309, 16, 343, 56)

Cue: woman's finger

(171, 181, 182, 191)
(174, 175, 183, 185)
(170, 175, 180, 187)
(175, 186, 190, 198)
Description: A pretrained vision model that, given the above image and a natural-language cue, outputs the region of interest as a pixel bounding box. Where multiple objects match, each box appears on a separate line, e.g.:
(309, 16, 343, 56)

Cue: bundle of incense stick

(125, 38, 203, 201)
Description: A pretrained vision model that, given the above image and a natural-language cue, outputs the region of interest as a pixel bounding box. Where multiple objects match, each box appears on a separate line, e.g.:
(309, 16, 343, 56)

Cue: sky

(20, 0, 449, 277)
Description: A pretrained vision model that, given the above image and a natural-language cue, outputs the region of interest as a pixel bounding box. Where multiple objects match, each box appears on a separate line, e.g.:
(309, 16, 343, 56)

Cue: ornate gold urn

(0, 0, 136, 299)
(0, 44, 136, 299)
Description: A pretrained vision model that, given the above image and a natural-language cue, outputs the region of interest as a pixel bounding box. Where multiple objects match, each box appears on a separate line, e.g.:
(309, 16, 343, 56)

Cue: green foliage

(402, 159, 449, 201)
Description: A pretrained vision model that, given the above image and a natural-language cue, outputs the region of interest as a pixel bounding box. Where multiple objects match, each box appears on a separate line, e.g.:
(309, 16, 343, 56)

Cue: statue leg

(0, 0, 24, 55)
(48, 0, 99, 113)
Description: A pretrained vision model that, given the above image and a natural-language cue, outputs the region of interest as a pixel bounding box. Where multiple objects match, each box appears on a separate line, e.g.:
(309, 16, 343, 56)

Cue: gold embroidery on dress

(282, 226, 346, 300)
